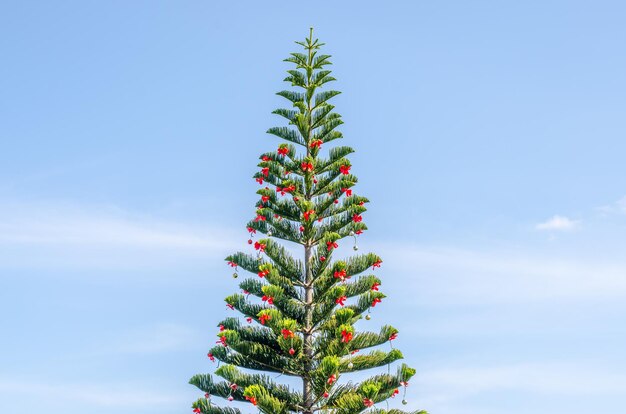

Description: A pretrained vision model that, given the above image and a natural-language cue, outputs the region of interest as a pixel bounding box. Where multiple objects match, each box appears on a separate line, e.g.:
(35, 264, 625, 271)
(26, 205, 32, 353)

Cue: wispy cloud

(379, 244, 626, 304)
(414, 363, 626, 407)
(0, 201, 239, 269)
(535, 215, 579, 231)
(98, 323, 202, 355)
(0, 202, 229, 248)
(0, 378, 185, 407)
(598, 196, 626, 215)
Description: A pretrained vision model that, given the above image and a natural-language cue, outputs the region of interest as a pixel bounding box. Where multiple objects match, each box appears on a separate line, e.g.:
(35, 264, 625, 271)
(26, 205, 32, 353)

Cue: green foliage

(190, 28, 425, 414)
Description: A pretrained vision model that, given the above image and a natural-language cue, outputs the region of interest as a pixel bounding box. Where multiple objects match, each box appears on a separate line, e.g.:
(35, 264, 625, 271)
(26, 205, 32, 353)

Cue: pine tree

(190, 29, 427, 414)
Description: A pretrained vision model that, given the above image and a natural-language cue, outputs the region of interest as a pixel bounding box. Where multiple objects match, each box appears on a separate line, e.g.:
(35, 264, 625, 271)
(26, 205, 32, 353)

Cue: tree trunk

(302, 244, 314, 413)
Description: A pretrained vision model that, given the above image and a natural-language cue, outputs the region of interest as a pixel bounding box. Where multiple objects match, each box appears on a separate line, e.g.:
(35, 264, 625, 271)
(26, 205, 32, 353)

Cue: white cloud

(535, 215, 579, 231)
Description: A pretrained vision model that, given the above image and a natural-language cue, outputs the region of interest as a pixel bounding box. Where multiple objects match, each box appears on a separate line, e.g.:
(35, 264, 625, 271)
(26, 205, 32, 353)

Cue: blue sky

(1, 1, 625, 413)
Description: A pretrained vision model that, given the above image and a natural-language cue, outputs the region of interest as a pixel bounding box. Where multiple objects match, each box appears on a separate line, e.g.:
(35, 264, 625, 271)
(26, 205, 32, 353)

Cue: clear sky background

(1, 1, 625, 413)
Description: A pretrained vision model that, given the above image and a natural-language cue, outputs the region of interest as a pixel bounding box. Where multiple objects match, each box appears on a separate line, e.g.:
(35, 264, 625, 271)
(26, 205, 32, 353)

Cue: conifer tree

(190, 29, 427, 414)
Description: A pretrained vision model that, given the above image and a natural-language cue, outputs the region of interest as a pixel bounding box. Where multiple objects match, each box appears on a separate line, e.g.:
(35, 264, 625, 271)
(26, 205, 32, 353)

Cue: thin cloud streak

(379, 244, 626, 304)
(598, 196, 626, 215)
(0, 201, 239, 269)
(95, 323, 202, 355)
(0, 203, 228, 248)
(0, 379, 185, 407)
(414, 363, 626, 406)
